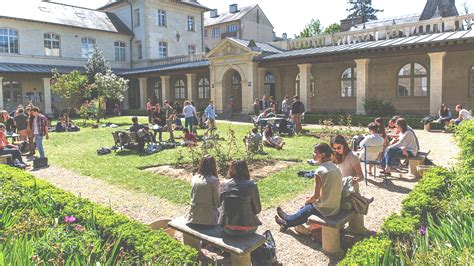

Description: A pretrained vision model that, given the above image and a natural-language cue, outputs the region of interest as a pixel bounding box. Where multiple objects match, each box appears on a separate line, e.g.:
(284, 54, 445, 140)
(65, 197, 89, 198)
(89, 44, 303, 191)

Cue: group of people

(437, 104, 472, 126)
(244, 124, 285, 151)
(0, 104, 49, 168)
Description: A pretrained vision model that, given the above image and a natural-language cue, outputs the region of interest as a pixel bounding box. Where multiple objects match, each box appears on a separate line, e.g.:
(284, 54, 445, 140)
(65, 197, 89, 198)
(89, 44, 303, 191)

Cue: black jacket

(291, 101, 305, 115)
(218, 179, 262, 227)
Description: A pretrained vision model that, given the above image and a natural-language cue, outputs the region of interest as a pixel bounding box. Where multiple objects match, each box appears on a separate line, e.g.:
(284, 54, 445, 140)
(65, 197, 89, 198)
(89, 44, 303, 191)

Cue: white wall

(241, 6, 274, 43)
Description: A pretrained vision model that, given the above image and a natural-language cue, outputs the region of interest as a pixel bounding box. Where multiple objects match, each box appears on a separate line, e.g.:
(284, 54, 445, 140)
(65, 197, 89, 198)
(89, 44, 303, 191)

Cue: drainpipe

(126, 0, 134, 69)
(201, 12, 205, 53)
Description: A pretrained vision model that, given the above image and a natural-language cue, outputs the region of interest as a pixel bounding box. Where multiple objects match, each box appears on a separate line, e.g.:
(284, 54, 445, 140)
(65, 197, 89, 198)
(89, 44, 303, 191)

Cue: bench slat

(168, 217, 266, 255)
(307, 209, 356, 228)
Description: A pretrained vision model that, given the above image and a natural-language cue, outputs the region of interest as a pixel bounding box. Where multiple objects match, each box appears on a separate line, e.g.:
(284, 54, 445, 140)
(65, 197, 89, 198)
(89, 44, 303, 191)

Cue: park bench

(111, 131, 140, 151)
(407, 150, 430, 178)
(0, 154, 12, 165)
(168, 217, 266, 265)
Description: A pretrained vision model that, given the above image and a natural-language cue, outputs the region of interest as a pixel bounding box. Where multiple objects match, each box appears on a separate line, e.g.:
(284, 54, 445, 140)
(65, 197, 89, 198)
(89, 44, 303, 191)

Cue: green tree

(92, 70, 129, 122)
(85, 46, 110, 84)
(347, 0, 383, 23)
(51, 69, 89, 116)
(323, 23, 342, 34)
(295, 19, 323, 38)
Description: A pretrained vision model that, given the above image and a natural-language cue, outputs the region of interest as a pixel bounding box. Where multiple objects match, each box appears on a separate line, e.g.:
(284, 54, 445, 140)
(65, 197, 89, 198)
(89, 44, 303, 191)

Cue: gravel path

(28, 124, 458, 265)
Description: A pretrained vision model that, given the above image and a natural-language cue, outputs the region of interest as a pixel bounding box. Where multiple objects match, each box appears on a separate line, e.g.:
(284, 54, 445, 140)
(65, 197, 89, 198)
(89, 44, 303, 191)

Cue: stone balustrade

(146, 53, 206, 67)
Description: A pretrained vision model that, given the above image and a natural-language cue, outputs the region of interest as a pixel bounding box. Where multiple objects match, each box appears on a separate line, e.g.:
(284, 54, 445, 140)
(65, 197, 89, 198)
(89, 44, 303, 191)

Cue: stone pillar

(428, 52, 446, 115)
(160, 76, 171, 102)
(209, 66, 224, 113)
(42, 78, 52, 114)
(257, 67, 266, 100)
(242, 62, 258, 113)
(185, 73, 197, 102)
(123, 88, 130, 110)
(138, 78, 148, 110)
(297, 64, 312, 112)
(0, 77, 3, 110)
(355, 59, 370, 115)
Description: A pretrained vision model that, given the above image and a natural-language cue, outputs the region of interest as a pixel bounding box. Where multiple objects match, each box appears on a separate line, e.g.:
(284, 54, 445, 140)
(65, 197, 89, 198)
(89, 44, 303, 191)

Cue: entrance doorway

(2, 81, 22, 112)
(223, 70, 243, 113)
(264, 71, 276, 99)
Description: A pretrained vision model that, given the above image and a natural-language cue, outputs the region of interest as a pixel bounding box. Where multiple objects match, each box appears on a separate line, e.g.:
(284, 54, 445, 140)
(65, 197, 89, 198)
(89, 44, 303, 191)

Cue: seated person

(129, 116, 150, 153)
(172, 112, 184, 131)
(152, 103, 166, 143)
(181, 128, 197, 147)
(256, 108, 272, 131)
(381, 118, 419, 175)
(451, 104, 472, 125)
(386, 116, 401, 143)
(263, 124, 284, 150)
(437, 103, 452, 126)
(55, 120, 67, 133)
(219, 160, 262, 236)
(185, 155, 221, 227)
(275, 143, 342, 230)
(357, 123, 385, 175)
(374, 117, 388, 146)
(196, 112, 207, 129)
(243, 127, 263, 153)
(0, 123, 25, 168)
(1, 110, 15, 133)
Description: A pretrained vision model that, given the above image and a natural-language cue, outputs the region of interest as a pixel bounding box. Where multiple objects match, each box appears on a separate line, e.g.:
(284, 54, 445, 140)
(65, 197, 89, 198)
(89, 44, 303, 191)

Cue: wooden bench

(407, 150, 430, 178)
(0, 154, 12, 165)
(168, 217, 266, 265)
(111, 131, 140, 151)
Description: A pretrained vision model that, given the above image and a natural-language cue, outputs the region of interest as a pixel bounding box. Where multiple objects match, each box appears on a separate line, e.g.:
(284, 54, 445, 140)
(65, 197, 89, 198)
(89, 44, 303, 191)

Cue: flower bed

(339, 120, 474, 265)
(0, 166, 197, 264)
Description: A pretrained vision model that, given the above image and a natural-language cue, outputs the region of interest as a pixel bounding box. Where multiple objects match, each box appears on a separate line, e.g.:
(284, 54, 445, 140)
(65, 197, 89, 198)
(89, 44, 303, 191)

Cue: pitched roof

(260, 30, 474, 62)
(420, 0, 459, 20)
(0, 1, 132, 35)
(0, 62, 128, 74)
(120, 60, 209, 75)
(98, 0, 210, 11)
(228, 38, 282, 54)
(204, 5, 257, 27)
(350, 14, 421, 31)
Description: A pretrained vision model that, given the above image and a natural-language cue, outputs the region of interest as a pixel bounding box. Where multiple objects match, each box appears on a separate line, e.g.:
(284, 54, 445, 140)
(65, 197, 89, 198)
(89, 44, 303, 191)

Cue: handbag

(251, 230, 277, 264)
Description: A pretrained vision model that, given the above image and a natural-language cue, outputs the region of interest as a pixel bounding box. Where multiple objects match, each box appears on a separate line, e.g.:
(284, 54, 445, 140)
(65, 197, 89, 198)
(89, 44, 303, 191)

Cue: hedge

(303, 113, 429, 129)
(0, 166, 198, 264)
(338, 236, 392, 265)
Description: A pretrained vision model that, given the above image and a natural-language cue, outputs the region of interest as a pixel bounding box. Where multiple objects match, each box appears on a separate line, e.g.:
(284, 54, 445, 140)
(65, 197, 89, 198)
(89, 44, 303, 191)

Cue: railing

(271, 13, 474, 51)
(221, 31, 240, 39)
(146, 53, 206, 67)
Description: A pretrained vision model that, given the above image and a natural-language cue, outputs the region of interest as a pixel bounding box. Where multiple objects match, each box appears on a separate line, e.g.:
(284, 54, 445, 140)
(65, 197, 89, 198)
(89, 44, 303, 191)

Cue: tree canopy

(346, 0, 383, 23)
(85, 46, 111, 84)
(295, 19, 341, 38)
(51, 69, 89, 115)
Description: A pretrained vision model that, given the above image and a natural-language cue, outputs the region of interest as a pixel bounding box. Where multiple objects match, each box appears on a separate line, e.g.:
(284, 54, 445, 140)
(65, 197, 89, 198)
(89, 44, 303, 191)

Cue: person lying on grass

(263, 124, 284, 150)
(181, 128, 197, 147)
(275, 143, 342, 231)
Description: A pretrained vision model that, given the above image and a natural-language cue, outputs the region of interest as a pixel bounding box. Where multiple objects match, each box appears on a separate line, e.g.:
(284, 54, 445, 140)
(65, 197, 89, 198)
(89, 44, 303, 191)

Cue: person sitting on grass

(129, 116, 150, 153)
(274, 143, 342, 231)
(263, 124, 284, 150)
(185, 155, 221, 228)
(451, 104, 472, 125)
(181, 128, 197, 147)
(172, 111, 184, 131)
(219, 160, 262, 236)
(243, 127, 263, 153)
(0, 123, 25, 168)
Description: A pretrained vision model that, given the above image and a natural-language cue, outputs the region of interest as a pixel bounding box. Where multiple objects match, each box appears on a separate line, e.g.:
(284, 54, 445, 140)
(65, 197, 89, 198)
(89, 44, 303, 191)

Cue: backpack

(97, 148, 112, 155)
(251, 230, 277, 265)
(33, 157, 48, 169)
(19, 141, 29, 154)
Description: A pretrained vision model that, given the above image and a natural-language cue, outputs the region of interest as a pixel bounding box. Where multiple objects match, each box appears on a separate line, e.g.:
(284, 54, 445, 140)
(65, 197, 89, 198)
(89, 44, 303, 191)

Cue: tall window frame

(154, 80, 162, 102)
(158, 9, 167, 27)
(187, 16, 195, 32)
(136, 41, 142, 60)
(114, 41, 126, 61)
(133, 9, 140, 27)
(0, 28, 19, 54)
(188, 45, 196, 55)
(198, 77, 210, 99)
(174, 79, 186, 99)
(44, 32, 60, 56)
(212, 28, 220, 38)
(469, 65, 474, 96)
(295, 73, 316, 97)
(341, 67, 356, 98)
(397, 63, 429, 97)
(158, 41, 168, 59)
(81, 37, 96, 58)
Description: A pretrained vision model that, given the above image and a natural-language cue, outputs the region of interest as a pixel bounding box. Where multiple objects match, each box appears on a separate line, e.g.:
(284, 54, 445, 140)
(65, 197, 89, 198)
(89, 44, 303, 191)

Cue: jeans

(153, 127, 163, 142)
(184, 117, 194, 132)
(382, 147, 413, 168)
(0, 148, 23, 163)
(35, 134, 45, 158)
(284, 203, 322, 227)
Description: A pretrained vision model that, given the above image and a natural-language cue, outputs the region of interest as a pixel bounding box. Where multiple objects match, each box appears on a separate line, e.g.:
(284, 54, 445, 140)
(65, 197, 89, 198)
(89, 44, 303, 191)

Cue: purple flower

(419, 225, 426, 236)
(64, 216, 76, 224)
(75, 224, 85, 232)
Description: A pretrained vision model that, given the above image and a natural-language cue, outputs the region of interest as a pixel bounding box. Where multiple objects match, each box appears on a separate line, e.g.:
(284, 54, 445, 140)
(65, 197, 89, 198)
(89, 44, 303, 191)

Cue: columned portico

(138, 77, 147, 110)
(297, 64, 312, 111)
(186, 73, 197, 102)
(355, 59, 370, 115)
(428, 52, 446, 115)
(257, 67, 266, 100)
(160, 76, 171, 102)
(0, 77, 3, 110)
(42, 78, 52, 114)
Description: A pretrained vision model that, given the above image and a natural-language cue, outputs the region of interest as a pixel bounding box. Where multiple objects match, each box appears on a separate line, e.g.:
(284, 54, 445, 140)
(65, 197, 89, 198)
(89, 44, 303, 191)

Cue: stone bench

(407, 150, 430, 178)
(168, 217, 266, 266)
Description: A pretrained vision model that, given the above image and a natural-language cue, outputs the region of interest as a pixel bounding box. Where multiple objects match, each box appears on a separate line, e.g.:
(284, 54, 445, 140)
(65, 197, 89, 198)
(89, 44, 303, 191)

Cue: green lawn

(44, 116, 325, 209)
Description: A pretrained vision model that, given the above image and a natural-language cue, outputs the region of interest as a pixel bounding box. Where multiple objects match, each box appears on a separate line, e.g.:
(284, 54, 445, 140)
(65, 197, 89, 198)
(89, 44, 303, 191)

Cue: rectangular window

(44, 33, 60, 56)
(0, 28, 19, 54)
(413, 77, 428, 96)
(204, 30, 208, 37)
(81, 37, 95, 58)
(212, 28, 220, 38)
(187, 16, 195, 31)
(158, 41, 168, 58)
(188, 45, 196, 55)
(137, 42, 142, 59)
(114, 41, 126, 61)
(158, 9, 167, 27)
(134, 9, 140, 27)
(398, 78, 411, 97)
(226, 24, 239, 33)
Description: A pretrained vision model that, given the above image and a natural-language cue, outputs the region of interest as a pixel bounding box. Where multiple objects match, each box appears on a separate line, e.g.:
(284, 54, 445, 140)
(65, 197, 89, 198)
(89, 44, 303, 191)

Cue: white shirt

(460, 109, 472, 120)
(358, 133, 384, 161)
(33, 116, 39, 135)
(183, 105, 196, 118)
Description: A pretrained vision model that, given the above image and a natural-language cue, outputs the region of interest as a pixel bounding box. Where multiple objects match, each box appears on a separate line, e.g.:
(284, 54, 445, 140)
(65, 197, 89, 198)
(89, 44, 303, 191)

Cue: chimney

(229, 4, 239, 13)
(210, 9, 218, 18)
(282, 33, 288, 40)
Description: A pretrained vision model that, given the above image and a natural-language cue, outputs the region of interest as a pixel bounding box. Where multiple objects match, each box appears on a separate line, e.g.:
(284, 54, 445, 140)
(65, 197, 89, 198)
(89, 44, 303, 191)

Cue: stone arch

(221, 68, 245, 113)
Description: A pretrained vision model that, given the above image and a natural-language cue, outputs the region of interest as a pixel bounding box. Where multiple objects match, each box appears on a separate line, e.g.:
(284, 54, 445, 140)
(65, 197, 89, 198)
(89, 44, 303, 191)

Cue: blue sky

(16, 0, 474, 36)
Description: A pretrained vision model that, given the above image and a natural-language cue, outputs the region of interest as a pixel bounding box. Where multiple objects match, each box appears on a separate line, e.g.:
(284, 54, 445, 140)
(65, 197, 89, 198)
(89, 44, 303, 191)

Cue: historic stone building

(1, 0, 473, 116)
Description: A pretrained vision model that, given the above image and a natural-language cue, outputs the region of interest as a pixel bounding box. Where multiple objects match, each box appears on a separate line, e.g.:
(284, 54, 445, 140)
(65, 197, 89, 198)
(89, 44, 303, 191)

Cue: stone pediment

(206, 38, 259, 59)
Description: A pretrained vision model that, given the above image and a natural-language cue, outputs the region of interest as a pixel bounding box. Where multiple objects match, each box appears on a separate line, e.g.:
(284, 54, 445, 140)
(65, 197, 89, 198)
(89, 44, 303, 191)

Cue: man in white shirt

(451, 104, 472, 125)
(182, 100, 196, 132)
(358, 122, 384, 161)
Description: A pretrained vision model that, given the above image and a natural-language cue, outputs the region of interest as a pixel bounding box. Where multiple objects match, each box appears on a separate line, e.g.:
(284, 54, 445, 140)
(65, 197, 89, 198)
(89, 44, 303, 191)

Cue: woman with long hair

(331, 135, 364, 186)
(185, 155, 221, 227)
(219, 160, 262, 236)
(263, 124, 284, 150)
(275, 143, 342, 230)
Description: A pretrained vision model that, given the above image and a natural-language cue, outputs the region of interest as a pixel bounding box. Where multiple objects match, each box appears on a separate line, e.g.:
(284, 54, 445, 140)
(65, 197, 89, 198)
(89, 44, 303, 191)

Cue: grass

(44, 116, 325, 208)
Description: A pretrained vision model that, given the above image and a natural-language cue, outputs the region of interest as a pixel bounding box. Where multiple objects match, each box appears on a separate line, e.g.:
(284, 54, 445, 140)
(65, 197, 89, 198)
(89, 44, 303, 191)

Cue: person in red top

(146, 99, 153, 124)
(0, 123, 25, 166)
(182, 128, 197, 146)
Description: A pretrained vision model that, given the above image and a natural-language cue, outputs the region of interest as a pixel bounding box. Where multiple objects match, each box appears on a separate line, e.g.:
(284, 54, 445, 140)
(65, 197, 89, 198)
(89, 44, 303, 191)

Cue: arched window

(81, 37, 96, 58)
(0, 28, 19, 54)
(470, 65, 474, 96)
(198, 77, 210, 99)
(265, 72, 275, 83)
(114, 41, 126, 61)
(44, 33, 60, 56)
(174, 79, 185, 99)
(295, 73, 315, 97)
(341, 67, 356, 97)
(398, 63, 428, 97)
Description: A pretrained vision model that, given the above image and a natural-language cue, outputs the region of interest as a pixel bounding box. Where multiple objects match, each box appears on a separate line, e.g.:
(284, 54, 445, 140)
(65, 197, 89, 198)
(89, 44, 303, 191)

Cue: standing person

(182, 101, 196, 133)
(129, 116, 149, 153)
(228, 96, 235, 119)
(253, 98, 261, 116)
(219, 160, 262, 236)
(269, 96, 277, 114)
(30, 107, 49, 158)
(14, 108, 28, 141)
(451, 104, 472, 125)
(281, 95, 290, 118)
(260, 95, 268, 110)
(185, 155, 221, 227)
(274, 143, 342, 230)
(152, 103, 166, 143)
(114, 101, 122, 116)
(291, 95, 305, 135)
(163, 100, 175, 142)
(204, 100, 217, 133)
(26, 107, 36, 156)
(437, 103, 451, 127)
(146, 99, 153, 124)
